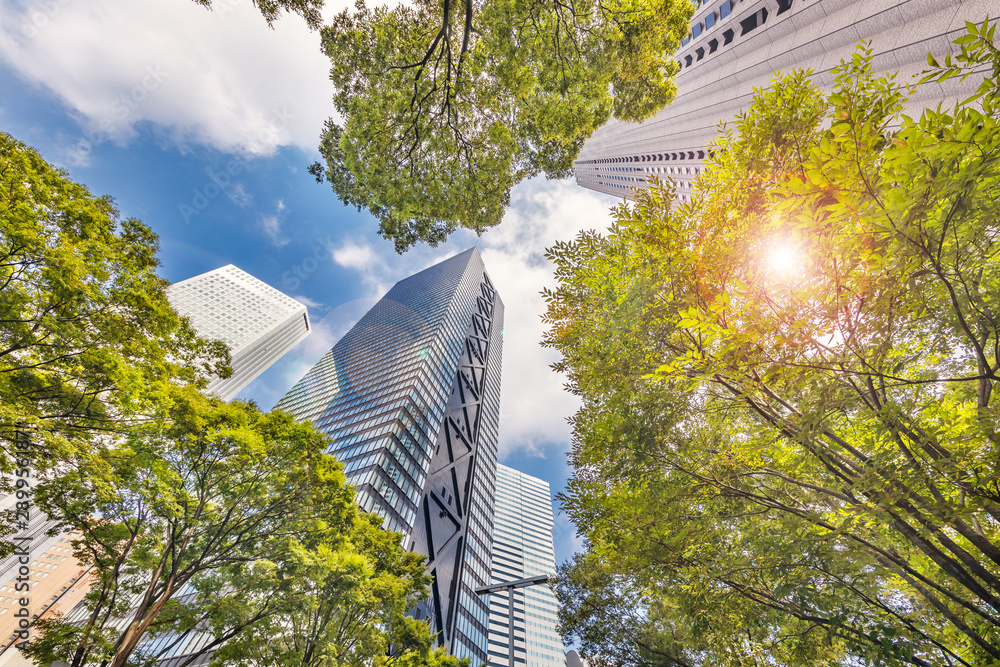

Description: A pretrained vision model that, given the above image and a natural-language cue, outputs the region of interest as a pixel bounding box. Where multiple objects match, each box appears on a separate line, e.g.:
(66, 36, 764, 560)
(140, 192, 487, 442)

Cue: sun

(767, 242, 800, 276)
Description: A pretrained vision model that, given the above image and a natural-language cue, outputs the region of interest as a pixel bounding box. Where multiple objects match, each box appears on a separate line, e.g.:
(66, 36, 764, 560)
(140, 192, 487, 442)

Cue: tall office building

(0, 492, 92, 656)
(486, 465, 565, 667)
(276, 247, 504, 663)
(575, 0, 991, 198)
(167, 264, 311, 400)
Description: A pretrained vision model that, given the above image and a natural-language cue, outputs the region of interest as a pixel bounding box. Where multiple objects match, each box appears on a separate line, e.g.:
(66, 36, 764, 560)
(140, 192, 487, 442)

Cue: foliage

(545, 25, 1000, 667)
(0, 132, 229, 473)
(214, 513, 466, 667)
(315, 0, 692, 251)
(25, 391, 358, 667)
(191, 0, 324, 29)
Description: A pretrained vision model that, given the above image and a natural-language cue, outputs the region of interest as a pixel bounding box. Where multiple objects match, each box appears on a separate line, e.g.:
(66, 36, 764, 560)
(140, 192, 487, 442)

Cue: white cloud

(226, 182, 253, 207)
(0, 0, 343, 158)
(329, 238, 398, 296)
(258, 200, 289, 246)
(477, 176, 618, 458)
(291, 294, 322, 308)
(331, 239, 377, 270)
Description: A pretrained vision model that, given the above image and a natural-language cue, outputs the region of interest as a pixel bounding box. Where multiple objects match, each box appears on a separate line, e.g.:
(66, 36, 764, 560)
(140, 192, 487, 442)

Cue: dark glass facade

(276, 247, 503, 663)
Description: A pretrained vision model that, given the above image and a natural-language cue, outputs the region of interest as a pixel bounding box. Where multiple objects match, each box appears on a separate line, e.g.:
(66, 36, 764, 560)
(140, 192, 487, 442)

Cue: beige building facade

(574, 0, 994, 198)
(0, 520, 92, 657)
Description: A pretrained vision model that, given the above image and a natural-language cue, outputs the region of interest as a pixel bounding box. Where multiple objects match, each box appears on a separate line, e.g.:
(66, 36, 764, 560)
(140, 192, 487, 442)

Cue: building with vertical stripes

(574, 0, 991, 199)
(167, 264, 311, 401)
(487, 465, 566, 667)
(276, 247, 504, 664)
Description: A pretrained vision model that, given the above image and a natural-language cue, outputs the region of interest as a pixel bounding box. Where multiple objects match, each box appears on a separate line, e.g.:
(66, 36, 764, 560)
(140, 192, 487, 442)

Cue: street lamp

(475, 574, 553, 667)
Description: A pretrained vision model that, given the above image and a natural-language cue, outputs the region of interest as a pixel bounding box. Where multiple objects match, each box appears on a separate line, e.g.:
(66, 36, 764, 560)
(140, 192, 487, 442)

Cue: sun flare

(767, 242, 800, 276)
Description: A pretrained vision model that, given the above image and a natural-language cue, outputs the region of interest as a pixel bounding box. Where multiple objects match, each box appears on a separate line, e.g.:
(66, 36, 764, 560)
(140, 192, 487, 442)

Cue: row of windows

(492, 495, 555, 518)
(490, 601, 562, 626)
(493, 520, 556, 545)
(494, 494, 555, 516)
(683, 0, 732, 46)
(493, 525, 552, 558)
(488, 651, 527, 665)
(494, 535, 556, 562)
(494, 471, 551, 493)
(678, 0, 794, 71)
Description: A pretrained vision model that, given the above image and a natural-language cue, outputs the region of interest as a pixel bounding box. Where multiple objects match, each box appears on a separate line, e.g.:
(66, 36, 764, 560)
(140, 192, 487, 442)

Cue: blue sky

(0, 0, 619, 567)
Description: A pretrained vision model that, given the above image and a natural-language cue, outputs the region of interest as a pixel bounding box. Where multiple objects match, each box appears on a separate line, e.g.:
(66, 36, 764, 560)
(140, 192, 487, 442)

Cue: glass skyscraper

(167, 264, 311, 400)
(487, 465, 566, 667)
(276, 247, 504, 663)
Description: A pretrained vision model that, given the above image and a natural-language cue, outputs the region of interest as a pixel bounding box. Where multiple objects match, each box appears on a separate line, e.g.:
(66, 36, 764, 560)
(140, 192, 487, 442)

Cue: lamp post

(475, 574, 552, 667)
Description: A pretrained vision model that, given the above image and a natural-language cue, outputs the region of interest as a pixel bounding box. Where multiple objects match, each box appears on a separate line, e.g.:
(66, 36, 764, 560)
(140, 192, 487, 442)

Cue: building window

(723, 28, 734, 44)
(719, 0, 731, 18)
(705, 11, 716, 28)
(741, 7, 768, 35)
(709, 38, 718, 53)
(777, 0, 792, 14)
(692, 22, 702, 38)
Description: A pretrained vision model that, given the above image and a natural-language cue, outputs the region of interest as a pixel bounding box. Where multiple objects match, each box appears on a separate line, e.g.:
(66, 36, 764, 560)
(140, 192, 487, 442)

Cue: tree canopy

(0, 132, 229, 473)
(27, 391, 461, 667)
(545, 25, 1000, 667)
(214, 511, 463, 667)
(315, 0, 692, 251)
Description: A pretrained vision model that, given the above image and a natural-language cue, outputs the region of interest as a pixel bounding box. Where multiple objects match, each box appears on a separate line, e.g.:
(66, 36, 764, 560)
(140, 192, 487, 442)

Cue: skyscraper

(275, 247, 503, 663)
(167, 264, 311, 400)
(0, 493, 92, 655)
(574, 0, 990, 198)
(486, 465, 565, 667)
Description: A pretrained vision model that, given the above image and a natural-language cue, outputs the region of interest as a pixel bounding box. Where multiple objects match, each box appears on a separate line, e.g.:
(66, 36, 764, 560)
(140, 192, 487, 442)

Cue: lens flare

(768, 242, 799, 276)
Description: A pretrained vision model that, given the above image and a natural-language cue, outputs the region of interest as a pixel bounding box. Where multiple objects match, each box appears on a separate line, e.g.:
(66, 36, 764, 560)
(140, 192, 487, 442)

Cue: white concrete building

(487, 465, 566, 667)
(575, 0, 993, 198)
(167, 265, 310, 401)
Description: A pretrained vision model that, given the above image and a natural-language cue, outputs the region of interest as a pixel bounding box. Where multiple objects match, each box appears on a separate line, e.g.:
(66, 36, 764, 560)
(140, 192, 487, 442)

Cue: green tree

(315, 0, 692, 252)
(214, 514, 466, 667)
(545, 25, 1000, 667)
(0, 132, 229, 472)
(25, 391, 355, 667)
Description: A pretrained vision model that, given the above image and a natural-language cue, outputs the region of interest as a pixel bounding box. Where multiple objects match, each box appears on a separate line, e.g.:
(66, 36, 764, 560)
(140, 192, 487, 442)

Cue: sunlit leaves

(547, 25, 1000, 666)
